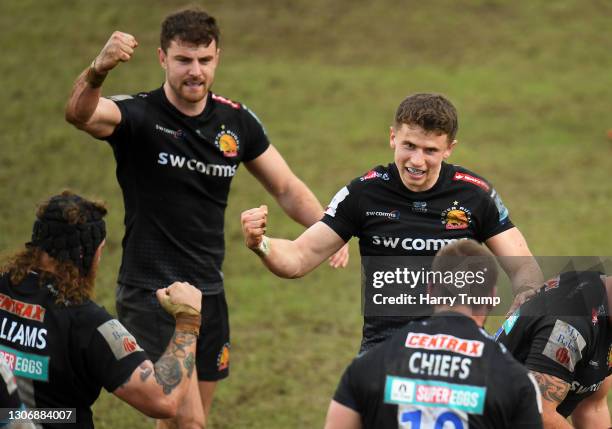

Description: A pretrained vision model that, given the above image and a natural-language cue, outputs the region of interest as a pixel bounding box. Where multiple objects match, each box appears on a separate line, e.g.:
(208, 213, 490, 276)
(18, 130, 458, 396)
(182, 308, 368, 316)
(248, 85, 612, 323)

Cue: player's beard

(170, 78, 208, 104)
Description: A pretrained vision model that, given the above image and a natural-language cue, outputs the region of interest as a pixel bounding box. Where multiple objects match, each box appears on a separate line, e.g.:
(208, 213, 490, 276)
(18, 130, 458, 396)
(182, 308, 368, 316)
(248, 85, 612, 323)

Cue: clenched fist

(156, 281, 202, 317)
(93, 31, 139, 74)
(241, 205, 268, 249)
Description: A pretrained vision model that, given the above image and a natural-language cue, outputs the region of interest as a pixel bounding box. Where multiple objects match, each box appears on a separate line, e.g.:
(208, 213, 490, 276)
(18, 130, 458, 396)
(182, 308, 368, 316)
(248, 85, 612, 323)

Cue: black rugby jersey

(104, 88, 270, 293)
(334, 313, 542, 429)
(321, 163, 514, 350)
(496, 271, 612, 417)
(0, 272, 147, 428)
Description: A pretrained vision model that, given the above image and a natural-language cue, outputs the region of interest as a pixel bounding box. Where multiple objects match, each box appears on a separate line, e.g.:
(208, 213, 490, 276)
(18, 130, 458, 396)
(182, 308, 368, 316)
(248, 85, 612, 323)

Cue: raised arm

(241, 205, 346, 278)
(245, 145, 349, 268)
(65, 31, 138, 138)
(113, 282, 201, 418)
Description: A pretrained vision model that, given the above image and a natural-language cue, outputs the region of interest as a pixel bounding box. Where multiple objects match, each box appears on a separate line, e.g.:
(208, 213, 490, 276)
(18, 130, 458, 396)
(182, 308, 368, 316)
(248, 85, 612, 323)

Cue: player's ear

(443, 139, 457, 159)
(389, 126, 396, 149)
(158, 47, 167, 69)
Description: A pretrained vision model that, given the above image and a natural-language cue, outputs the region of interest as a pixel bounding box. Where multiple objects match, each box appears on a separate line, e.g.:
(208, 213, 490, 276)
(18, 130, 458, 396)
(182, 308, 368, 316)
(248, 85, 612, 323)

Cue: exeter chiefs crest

(214, 126, 240, 158)
(441, 201, 472, 230)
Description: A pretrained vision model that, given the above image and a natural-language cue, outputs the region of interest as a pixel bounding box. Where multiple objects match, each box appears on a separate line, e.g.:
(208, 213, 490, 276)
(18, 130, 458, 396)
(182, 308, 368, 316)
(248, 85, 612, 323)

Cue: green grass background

(1, 0, 611, 427)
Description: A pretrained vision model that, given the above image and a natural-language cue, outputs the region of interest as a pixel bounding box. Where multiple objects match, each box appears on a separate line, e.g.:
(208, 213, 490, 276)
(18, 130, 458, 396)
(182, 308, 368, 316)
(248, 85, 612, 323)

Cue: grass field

(1, 0, 612, 427)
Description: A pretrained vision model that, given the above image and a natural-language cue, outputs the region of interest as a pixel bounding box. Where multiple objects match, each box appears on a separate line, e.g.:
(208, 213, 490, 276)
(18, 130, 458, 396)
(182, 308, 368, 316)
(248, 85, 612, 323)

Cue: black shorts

(116, 284, 230, 381)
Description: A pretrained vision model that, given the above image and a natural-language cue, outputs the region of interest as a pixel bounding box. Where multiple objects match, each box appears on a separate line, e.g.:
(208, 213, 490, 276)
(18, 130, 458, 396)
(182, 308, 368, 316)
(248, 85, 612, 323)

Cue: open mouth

(405, 167, 426, 178)
(184, 81, 204, 89)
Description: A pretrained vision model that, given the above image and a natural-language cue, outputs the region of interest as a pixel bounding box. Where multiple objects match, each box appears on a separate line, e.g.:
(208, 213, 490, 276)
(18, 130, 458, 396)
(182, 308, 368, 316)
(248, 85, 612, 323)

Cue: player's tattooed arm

(532, 371, 569, 403)
(530, 371, 573, 429)
(154, 331, 196, 394)
(112, 332, 198, 418)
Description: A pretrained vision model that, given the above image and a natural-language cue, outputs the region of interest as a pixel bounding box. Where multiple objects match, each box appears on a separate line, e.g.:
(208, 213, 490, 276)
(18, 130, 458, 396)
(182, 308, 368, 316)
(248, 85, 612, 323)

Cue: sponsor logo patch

(97, 319, 143, 360)
(214, 126, 240, 157)
(502, 309, 520, 335)
(155, 124, 184, 139)
(372, 236, 462, 252)
(405, 333, 484, 357)
(588, 359, 599, 368)
(411, 201, 427, 213)
(365, 210, 400, 220)
(441, 202, 471, 230)
(543, 276, 560, 292)
(359, 170, 389, 181)
(571, 379, 604, 395)
(217, 343, 230, 371)
(452, 172, 490, 191)
(542, 319, 586, 372)
(157, 152, 237, 177)
(325, 187, 349, 217)
(489, 189, 509, 222)
(0, 344, 49, 381)
(384, 376, 487, 415)
(0, 293, 46, 322)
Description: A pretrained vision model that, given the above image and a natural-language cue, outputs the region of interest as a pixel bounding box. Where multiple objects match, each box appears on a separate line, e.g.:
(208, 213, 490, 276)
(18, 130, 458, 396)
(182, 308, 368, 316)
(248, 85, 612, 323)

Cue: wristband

(175, 313, 201, 337)
(85, 58, 107, 88)
(251, 235, 271, 257)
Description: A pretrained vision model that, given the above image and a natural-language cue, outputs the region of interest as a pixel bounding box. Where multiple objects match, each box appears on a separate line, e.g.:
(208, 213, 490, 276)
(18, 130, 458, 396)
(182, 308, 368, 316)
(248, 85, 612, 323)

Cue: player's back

(333, 312, 542, 428)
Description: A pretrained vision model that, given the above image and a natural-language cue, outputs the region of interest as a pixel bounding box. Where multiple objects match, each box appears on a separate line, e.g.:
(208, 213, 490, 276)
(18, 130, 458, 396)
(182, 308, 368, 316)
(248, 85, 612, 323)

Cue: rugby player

(496, 270, 612, 428)
(0, 191, 202, 428)
(324, 240, 543, 428)
(64, 7, 348, 427)
(242, 93, 542, 352)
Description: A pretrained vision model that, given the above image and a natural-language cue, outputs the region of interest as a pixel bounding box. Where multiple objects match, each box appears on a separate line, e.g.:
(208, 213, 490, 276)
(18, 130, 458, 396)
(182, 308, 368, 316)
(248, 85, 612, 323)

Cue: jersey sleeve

(321, 182, 361, 242)
(101, 95, 144, 150)
(241, 105, 270, 162)
(509, 371, 544, 428)
(516, 317, 587, 384)
(332, 359, 362, 412)
(476, 187, 515, 241)
(83, 308, 147, 393)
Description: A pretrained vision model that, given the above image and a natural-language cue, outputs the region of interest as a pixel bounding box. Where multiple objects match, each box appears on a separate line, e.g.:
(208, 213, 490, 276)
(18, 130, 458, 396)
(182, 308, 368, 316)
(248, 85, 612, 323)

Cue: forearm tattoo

(184, 352, 195, 379)
(139, 361, 153, 382)
(531, 371, 570, 404)
(154, 332, 196, 395)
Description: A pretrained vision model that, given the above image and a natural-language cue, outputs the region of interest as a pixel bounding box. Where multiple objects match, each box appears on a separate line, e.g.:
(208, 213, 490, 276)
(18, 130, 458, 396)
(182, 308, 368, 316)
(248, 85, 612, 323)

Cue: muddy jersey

(0, 272, 147, 428)
(333, 313, 542, 428)
(496, 270, 612, 417)
(104, 88, 270, 294)
(321, 163, 514, 350)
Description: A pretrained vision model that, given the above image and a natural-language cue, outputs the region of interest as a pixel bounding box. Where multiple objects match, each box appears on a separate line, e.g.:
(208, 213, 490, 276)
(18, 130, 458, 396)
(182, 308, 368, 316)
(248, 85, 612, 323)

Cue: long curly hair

(1, 191, 106, 305)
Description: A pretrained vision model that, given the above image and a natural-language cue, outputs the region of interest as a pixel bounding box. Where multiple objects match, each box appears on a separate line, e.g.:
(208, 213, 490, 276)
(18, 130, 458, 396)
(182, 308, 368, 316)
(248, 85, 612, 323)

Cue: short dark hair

(394, 93, 458, 142)
(430, 240, 498, 308)
(160, 8, 220, 52)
